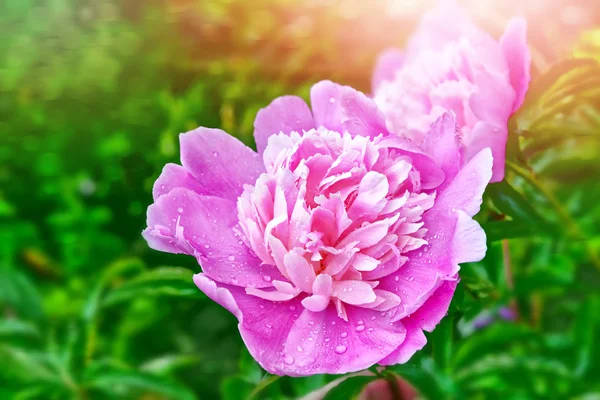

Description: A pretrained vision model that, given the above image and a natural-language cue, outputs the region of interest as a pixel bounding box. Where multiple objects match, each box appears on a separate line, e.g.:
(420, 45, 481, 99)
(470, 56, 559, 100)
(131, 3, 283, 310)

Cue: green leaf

(454, 323, 536, 368)
(431, 316, 454, 373)
(221, 376, 254, 400)
(102, 267, 201, 306)
(85, 370, 197, 400)
(140, 354, 201, 376)
(0, 319, 39, 339)
(388, 357, 456, 400)
(487, 181, 550, 227)
(481, 220, 548, 241)
(573, 296, 599, 377)
(321, 375, 377, 400)
(83, 257, 145, 321)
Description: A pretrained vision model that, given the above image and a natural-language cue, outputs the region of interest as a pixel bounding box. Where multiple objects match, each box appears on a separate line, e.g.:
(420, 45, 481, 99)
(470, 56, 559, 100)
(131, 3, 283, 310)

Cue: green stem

(501, 240, 519, 322)
(383, 370, 403, 400)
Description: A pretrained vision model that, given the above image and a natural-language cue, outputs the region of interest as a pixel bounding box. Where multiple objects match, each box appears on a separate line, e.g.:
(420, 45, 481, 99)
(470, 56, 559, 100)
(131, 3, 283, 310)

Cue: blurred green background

(1, 0, 599, 399)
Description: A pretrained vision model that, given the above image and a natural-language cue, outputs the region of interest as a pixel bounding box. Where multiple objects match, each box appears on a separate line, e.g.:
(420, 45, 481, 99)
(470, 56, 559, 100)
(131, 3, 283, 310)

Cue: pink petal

(332, 281, 377, 305)
(284, 252, 316, 293)
(152, 163, 204, 201)
(348, 171, 389, 220)
(282, 306, 406, 375)
(179, 127, 265, 201)
(466, 122, 506, 183)
(436, 147, 493, 216)
(420, 112, 463, 185)
(143, 188, 282, 288)
(452, 210, 487, 264)
(312, 274, 333, 296)
(310, 80, 389, 138)
(410, 278, 458, 332)
(246, 287, 299, 302)
(301, 294, 330, 312)
(352, 253, 380, 272)
(500, 17, 531, 113)
(372, 49, 404, 93)
(338, 216, 397, 250)
(379, 318, 427, 365)
(193, 273, 305, 375)
(254, 96, 315, 155)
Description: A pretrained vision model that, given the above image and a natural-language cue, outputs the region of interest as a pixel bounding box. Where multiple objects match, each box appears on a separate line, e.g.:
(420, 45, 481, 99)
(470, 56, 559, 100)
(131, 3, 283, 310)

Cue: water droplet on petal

(297, 346, 303, 352)
(329, 97, 336, 104)
(394, 276, 400, 282)
(356, 325, 365, 332)
(335, 345, 347, 354)
(340, 332, 348, 338)
(227, 255, 236, 261)
(407, 276, 415, 282)
(212, 151, 218, 157)
(177, 207, 183, 213)
(263, 275, 271, 282)
(283, 355, 295, 365)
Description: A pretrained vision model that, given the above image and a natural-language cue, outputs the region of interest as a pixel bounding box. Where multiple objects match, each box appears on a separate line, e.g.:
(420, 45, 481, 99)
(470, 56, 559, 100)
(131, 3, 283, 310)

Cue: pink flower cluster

(373, 1, 530, 182)
(143, 2, 529, 376)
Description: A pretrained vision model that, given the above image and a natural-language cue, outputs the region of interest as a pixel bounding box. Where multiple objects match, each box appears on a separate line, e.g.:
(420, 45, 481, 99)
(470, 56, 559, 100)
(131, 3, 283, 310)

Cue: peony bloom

(372, 1, 530, 182)
(143, 80, 492, 376)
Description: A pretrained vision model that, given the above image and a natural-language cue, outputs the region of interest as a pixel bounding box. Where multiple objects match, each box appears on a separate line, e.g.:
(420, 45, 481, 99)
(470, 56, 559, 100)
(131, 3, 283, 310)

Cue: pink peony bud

(372, 1, 530, 182)
(143, 80, 492, 376)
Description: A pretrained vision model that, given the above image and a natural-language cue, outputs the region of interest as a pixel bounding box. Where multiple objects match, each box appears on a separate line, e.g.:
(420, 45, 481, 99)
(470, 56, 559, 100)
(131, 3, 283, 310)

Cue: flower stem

(383, 370, 403, 400)
(501, 239, 519, 322)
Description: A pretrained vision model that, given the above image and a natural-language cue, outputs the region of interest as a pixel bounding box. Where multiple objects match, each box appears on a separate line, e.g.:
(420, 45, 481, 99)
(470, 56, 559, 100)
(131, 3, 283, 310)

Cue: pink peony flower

(143, 80, 492, 376)
(372, 1, 530, 182)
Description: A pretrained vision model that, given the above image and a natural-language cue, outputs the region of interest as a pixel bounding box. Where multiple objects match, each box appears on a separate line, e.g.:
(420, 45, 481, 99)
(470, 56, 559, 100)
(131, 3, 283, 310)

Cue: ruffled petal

(282, 305, 407, 375)
(152, 163, 204, 201)
(372, 49, 404, 93)
(144, 188, 282, 288)
(500, 17, 531, 113)
(310, 80, 389, 138)
(254, 96, 315, 155)
(179, 127, 265, 201)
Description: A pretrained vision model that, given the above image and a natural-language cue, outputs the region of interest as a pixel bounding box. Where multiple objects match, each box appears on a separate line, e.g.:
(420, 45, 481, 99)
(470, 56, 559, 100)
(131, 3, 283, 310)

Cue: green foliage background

(1, 0, 599, 398)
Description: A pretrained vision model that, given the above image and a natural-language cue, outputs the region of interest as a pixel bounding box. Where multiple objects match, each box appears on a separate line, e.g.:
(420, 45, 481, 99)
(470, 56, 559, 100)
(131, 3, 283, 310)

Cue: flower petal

(500, 17, 531, 113)
(144, 188, 282, 288)
(254, 96, 315, 155)
(180, 127, 265, 201)
(282, 305, 406, 375)
(310, 80, 389, 138)
(284, 252, 316, 293)
(372, 49, 404, 93)
(420, 112, 463, 185)
(152, 163, 204, 201)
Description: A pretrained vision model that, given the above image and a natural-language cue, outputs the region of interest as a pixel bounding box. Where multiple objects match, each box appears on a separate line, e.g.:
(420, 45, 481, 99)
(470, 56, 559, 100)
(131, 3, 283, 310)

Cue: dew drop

(340, 331, 348, 338)
(297, 346, 303, 352)
(204, 244, 210, 249)
(407, 276, 415, 282)
(394, 276, 400, 282)
(227, 255, 236, 261)
(177, 207, 183, 213)
(263, 275, 272, 282)
(356, 325, 365, 332)
(283, 355, 295, 365)
(289, 305, 296, 311)
(212, 151, 218, 157)
(335, 345, 347, 354)
(329, 97, 336, 104)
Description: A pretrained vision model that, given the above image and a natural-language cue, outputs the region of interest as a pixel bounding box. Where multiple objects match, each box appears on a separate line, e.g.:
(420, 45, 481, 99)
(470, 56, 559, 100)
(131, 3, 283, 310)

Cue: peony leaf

(101, 267, 201, 307)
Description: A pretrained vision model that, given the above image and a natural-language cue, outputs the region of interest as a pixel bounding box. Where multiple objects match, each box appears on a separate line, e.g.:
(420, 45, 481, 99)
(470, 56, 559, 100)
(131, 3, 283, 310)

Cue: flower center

(237, 128, 435, 320)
